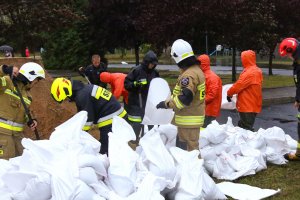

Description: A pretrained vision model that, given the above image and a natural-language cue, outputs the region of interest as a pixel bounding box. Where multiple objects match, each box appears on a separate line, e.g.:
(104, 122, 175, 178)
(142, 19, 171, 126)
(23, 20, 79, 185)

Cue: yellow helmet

(51, 78, 72, 103)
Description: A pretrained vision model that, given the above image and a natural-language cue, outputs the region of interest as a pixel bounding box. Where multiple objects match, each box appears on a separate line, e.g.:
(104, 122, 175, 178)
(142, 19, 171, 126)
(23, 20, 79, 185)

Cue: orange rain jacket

(100, 72, 128, 104)
(227, 50, 263, 113)
(198, 54, 222, 117)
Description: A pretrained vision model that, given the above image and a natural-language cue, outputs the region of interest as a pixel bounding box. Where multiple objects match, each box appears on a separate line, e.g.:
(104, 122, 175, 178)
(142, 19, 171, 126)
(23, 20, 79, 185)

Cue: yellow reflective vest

(167, 64, 205, 128)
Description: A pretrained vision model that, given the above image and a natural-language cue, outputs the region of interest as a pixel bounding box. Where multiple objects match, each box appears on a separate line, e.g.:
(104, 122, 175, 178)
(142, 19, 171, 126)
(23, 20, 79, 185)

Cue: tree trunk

(232, 47, 236, 82)
(269, 48, 274, 76)
(134, 43, 139, 66)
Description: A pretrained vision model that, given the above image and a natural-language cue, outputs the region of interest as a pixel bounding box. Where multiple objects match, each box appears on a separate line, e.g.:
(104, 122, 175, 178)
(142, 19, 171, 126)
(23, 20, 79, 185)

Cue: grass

(217, 162, 300, 200)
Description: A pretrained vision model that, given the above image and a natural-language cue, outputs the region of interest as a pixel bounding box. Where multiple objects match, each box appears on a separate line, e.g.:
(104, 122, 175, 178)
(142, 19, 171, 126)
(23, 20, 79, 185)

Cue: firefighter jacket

(166, 64, 205, 128)
(292, 42, 300, 102)
(83, 62, 107, 88)
(124, 64, 159, 123)
(198, 55, 222, 117)
(100, 72, 128, 104)
(227, 50, 263, 113)
(70, 80, 127, 131)
(0, 66, 32, 134)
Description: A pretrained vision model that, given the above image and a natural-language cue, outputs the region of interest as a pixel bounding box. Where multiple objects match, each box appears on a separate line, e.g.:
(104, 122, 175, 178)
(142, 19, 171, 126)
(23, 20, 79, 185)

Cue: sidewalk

(263, 86, 295, 106)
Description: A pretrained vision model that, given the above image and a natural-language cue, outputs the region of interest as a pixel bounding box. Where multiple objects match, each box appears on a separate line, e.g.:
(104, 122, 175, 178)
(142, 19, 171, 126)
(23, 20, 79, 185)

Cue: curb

(262, 97, 294, 107)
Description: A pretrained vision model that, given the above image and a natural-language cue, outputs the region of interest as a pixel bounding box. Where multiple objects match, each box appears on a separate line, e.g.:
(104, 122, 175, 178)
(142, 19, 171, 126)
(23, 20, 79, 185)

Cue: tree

(0, 0, 81, 56)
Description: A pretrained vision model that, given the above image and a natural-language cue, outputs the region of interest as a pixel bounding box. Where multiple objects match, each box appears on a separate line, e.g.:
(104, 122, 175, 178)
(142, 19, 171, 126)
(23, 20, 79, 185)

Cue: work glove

(227, 96, 232, 102)
(78, 67, 85, 77)
(27, 119, 37, 128)
(156, 101, 168, 109)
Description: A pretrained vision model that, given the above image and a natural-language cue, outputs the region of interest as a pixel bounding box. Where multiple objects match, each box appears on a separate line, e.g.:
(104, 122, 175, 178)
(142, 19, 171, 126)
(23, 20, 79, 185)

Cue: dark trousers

(99, 125, 112, 155)
(296, 108, 300, 155)
(203, 116, 216, 128)
(238, 112, 257, 131)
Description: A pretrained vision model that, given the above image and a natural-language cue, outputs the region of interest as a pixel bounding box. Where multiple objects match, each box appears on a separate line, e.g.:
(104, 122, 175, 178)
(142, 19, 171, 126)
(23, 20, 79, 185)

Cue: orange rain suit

(227, 50, 263, 113)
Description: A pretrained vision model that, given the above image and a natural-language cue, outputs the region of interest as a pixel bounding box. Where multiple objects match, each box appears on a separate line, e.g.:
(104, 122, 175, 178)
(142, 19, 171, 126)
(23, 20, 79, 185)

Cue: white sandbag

(78, 154, 109, 178)
(49, 111, 101, 155)
(12, 173, 51, 200)
(157, 124, 177, 149)
(72, 180, 98, 200)
(139, 128, 176, 186)
(79, 167, 98, 185)
(204, 121, 228, 144)
(112, 116, 136, 142)
(108, 131, 139, 197)
(169, 147, 203, 200)
(285, 134, 298, 151)
(142, 78, 174, 125)
(221, 84, 237, 110)
(217, 181, 280, 200)
(2, 171, 37, 193)
(202, 172, 227, 200)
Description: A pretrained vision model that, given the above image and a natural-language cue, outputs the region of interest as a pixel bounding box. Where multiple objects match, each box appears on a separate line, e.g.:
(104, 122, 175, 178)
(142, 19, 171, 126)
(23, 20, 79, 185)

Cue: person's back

(100, 72, 128, 104)
(227, 50, 262, 131)
(51, 78, 127, 155)
(198, 54, 222, 127)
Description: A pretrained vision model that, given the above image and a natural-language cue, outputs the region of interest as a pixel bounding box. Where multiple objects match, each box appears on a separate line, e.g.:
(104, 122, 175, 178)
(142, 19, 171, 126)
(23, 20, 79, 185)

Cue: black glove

(156, 101, 168, 109)
(27, 119, 36, 128)
(227, 96, 232, 102)
(2, 65, 13, 76)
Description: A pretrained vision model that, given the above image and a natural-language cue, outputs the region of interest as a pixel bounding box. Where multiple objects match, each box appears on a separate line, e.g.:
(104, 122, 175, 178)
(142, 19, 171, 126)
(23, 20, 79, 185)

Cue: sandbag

(142, 78, 174, 125)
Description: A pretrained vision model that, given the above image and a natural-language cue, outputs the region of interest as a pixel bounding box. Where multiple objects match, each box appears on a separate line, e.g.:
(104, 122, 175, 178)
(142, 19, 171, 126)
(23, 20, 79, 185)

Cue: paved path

(108, 64, 293, 76)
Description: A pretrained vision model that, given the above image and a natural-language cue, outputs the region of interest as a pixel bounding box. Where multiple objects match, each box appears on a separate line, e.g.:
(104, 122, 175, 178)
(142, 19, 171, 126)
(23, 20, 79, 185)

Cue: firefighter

(279, 37, 300, 161)
(227, 50, 263, 132)
(0, 62, 45, 159)
(124, 50, 159, 143)
(51, 78, 127, 155)
(78, 54, 108, 88)
(198, 54, 222, 128)
(156, 39, 205, 152)
(100, 72, 129, 110)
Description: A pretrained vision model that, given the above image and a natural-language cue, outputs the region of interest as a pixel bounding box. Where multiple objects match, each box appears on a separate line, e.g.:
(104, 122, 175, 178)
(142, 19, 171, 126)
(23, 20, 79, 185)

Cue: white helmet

(171, 39, 194, 63)
(19, 62, 45, 82)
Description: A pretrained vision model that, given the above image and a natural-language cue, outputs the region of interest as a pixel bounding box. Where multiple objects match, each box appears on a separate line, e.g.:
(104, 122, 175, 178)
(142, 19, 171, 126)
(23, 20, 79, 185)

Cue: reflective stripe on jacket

(0, 66, 32, 133)
(167, 65, 205, 128)
(72, 81, 126, 130)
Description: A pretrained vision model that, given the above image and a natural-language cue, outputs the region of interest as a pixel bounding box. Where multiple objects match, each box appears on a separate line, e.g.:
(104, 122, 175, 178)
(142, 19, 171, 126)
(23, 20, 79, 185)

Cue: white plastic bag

(142, 78, 174, 125)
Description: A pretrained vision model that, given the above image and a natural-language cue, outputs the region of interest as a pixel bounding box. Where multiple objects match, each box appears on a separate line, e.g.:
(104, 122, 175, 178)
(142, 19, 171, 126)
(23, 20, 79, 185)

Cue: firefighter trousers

(0, 129, 24, 160)
(176, 127, 200, 152)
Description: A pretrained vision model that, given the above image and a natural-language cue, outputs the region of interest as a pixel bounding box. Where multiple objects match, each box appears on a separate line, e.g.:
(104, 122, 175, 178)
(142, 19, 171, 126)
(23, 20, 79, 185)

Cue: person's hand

(156, 101, 167, 109)
(294, 101, 300, 109)
(12, 66, 19, 77)
(27, 119, 38, 131)
(78, 67, 85, 77)
(227, 96, 232, 102)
